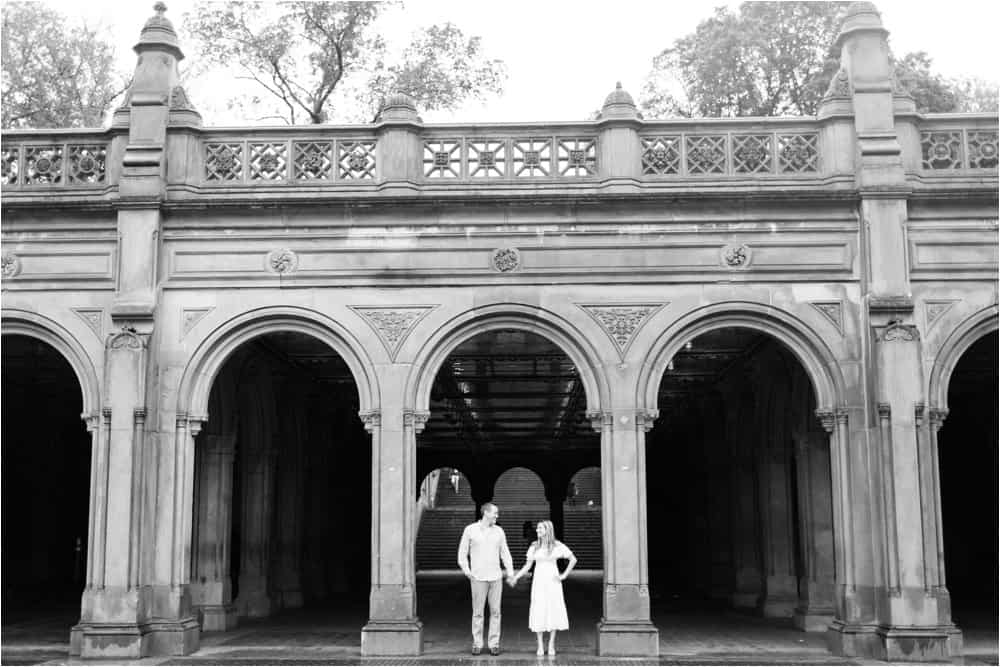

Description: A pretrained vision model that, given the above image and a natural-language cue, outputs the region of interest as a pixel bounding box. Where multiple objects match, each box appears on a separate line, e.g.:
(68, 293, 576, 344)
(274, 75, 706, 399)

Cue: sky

(43, 0, 1000, 125)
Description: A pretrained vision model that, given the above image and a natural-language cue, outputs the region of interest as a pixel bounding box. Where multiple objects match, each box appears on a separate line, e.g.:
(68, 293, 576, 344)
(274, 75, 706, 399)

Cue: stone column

(361, 409, 423, 655)
(591, 410, 659, 657)
(272, 388, 306, 609)
(793, 431, 836, 631)
(190, 434, 237, 631)
(728, 392, 762, 609)
(235, 440, 276, 618)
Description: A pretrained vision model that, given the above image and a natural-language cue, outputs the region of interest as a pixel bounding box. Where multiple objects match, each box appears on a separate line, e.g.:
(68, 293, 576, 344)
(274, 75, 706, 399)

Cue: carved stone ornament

(1, 253, 21, 278)
(721, 244, 751, 268)
(824, 67, 851, 99)
(580, 303, 666, 358)
(351, 305, 436, 360)
(491, 247, 522, 273)
(359, 410, 381, 433)
(72, 308, 104, 339)
(878, 319, 920, 342)
(266, 248, 298, 275)
(108, 326, 145, 350)
(924, 300, 958, 329)
(810, 301, 844, 335)
(181, 307, 214, 339)
(169, 85, 195, 111)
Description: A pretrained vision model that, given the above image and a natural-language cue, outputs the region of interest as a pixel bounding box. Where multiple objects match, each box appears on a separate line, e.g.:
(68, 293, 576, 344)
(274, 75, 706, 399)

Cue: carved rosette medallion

(580, 303, 665, 359)
(266, 248, 298, 275)
(351, 305, 436, 360)
(721, 244, 751, 268)
(491, 247, 522, 273)
(1, 253, 21, 278)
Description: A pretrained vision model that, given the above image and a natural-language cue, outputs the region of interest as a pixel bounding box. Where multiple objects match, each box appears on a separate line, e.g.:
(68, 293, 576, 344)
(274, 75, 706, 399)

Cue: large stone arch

(637, 301, 847, 414)
(927, 304, 999, 411)
(177, 305, 380, 420)
(1, 307, 101, 417)
(406, 303, 609, 413)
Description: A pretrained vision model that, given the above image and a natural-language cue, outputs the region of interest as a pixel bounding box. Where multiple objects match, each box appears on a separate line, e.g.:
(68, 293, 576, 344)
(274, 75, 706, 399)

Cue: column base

(596, 620, 659, 657)
(760, 594, 797, 617)
(877, 625, 963, 663)
(199, 604, 239, 632)
(73, 622, 146, 659)
(236, 591, 272, 617)
(276, 590, 304, 609)
(827, 620, 882, 658)
(361, 620, 423, 656)
(793, 609, 834, 632)
(141, 618, 201, 656)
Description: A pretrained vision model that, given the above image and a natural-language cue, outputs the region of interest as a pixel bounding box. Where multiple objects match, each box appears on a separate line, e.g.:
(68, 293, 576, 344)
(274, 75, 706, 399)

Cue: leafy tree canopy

(640, 1, 998, 118)
(1, 2, 128, 129)
(183, 1, 507, 124)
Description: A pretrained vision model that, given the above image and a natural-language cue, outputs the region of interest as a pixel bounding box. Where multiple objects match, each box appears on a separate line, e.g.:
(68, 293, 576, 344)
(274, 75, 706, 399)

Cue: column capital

(815, 409, 835, 433)
(635, 410, 659, 432)
(928, 407, 949, 431)
(877, 402, 891, 419)
(359, 409, 381, 433)
(403, 410, 431, 433)
(586, 410, 613, 433)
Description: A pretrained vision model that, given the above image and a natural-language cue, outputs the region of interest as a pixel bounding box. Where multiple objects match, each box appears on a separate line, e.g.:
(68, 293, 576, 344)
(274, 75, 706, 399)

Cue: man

(457, 502, 514, 655)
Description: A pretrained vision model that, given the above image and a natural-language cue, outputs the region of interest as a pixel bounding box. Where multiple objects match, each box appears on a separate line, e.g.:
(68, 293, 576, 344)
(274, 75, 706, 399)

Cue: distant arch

(928, 304, 999, 410)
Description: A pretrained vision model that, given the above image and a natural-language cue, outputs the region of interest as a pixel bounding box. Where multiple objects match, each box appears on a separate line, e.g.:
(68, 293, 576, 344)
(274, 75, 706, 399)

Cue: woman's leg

(536, 632, 545, 655)
(548, 630, 557, 654)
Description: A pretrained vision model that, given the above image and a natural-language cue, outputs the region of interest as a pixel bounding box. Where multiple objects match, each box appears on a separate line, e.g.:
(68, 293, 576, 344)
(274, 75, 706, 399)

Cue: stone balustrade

(1, 128, 121, 189)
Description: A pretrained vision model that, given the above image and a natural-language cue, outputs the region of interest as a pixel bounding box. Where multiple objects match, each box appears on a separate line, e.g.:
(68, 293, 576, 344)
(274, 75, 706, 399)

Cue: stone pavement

(2, 573, 996, 665)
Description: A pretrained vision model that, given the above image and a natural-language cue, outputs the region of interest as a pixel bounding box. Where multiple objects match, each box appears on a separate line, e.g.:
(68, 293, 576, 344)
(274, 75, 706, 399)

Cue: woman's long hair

(536, 520, 557, 555)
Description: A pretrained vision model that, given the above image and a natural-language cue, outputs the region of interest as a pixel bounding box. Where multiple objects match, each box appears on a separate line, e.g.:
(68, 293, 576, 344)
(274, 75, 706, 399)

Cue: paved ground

(2, 573, 996, 665)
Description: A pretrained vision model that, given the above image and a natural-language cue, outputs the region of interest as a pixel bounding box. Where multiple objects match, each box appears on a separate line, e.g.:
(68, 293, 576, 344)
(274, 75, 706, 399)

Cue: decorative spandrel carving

(350, 305, 436, 360)
(72, 308, 104, 339)
(181, 307, 214, 339)
(579, 303, 666, 359)
(266, 248, 298, 275)
(967, 131, 998, 169)
(810, 301, 844, 335)
(721, 243, 751, 268)
(641, 136, 681, 175)
(490, 247, 522, 273)
(732, 134, 773, 174)
(924, 300, 958, 329)
(1, 253, 21, 278)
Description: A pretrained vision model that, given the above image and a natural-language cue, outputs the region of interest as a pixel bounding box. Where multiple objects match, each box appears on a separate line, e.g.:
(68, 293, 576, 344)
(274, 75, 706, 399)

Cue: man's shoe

(471, 646, 482, 656)
(489, 647, 501, 656)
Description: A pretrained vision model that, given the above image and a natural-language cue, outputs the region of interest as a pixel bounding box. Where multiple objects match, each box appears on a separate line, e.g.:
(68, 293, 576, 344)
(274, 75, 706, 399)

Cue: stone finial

(135, 1, 183, 59)
(377, 91, 421, 122)
(836, 1, 887, 45)
(598, 81, 639, 120)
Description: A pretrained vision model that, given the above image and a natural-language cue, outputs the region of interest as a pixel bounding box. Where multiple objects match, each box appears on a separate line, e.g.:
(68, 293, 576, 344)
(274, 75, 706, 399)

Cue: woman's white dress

(526, 541, 573, 632)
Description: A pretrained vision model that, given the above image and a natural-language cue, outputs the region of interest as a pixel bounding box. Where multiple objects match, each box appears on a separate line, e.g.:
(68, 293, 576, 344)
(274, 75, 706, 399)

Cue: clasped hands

(507, 572, 564, 587)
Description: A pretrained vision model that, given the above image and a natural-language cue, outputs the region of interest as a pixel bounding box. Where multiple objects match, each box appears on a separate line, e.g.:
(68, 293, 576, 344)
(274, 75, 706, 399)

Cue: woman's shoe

(536, 647, 545, 656)
(548, 647, 556, 656)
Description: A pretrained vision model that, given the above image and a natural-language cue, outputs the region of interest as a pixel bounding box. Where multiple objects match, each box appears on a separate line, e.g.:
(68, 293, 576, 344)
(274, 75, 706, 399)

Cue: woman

(511, 520, 578, 656)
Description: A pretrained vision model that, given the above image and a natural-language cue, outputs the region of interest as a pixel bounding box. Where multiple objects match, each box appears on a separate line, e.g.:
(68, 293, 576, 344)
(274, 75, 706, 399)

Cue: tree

(1, 2, 129, 129)
(640, 2, 993, 118)
(183, 2, 506, 125)
(948, 77, 1000, 113)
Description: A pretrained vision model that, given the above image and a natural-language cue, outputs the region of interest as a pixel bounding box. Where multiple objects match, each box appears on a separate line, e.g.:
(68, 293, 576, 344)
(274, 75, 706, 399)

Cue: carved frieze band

(350, 305, 437, 361)
(810, 301, 844, 335)
(181, 307, 215, 339)
(579, 303, 666, 359)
